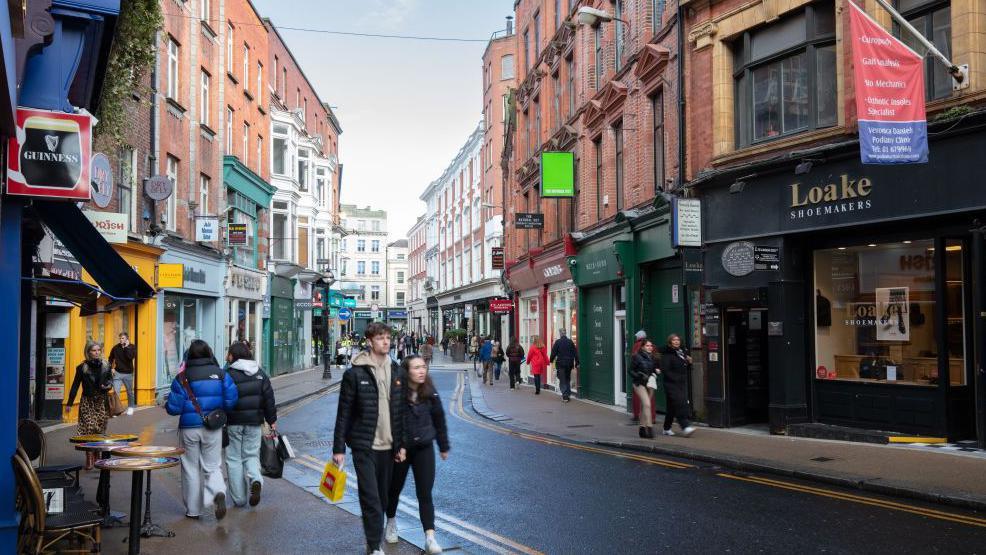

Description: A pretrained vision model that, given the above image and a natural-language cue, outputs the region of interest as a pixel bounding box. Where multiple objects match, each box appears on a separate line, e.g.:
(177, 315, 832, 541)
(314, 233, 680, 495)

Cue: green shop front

(571, 207, 687, 410)
(264, 275, 296, 375)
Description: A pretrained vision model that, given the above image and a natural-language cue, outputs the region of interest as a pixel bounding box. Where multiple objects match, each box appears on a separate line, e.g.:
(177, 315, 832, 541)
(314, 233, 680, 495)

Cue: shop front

(265, 275, 296, 375)
(225, 264, 265, 361)
(295, 279, 313, 370)
(157, 244, 225, 400)
(697, 123, 986, 442)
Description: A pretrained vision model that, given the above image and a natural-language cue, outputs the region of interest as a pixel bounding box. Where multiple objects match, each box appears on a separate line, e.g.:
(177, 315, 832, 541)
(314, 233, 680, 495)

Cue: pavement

(40, 364, 419, 554)
(449, 354, 986, 512)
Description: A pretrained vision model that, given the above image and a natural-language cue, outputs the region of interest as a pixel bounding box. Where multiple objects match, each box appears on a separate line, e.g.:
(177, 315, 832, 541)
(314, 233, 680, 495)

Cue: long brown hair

(400, 355, 436, 401)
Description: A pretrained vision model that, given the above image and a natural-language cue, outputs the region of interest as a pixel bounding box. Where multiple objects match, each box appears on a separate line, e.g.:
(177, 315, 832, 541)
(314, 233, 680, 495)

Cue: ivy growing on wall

(93, 0, 162, 145)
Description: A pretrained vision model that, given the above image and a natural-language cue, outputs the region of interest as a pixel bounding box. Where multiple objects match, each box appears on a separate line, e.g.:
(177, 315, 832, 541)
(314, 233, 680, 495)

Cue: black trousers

(556, 365, 573, 399)
(352, 449, 395, 550)
(508, 361, 522, 388)
(533, 374, 542, 394)
(663, 391, 692, 431)
(385, 444, 436, 531)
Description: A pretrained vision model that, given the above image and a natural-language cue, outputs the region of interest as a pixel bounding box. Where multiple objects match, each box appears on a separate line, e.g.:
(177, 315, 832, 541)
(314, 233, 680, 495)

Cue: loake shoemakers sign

(6, 107, 93, 200)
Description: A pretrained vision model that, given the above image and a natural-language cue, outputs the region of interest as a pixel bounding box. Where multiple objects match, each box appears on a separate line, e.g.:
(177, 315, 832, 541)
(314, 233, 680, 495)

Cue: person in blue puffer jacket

(166, 339, 238, 521)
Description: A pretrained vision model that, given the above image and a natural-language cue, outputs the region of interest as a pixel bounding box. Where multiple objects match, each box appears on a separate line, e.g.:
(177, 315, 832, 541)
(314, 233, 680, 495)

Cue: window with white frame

(357, 261, 366, 275)
(256, 62, 262, 99)
(371, 285, 380, 301)
(226, 23, 234, 74)
(200, 0, 210, 21)
(167, 38, 179, 100)
(315, 167, 327, 207)
(118, 147, 137, 232)
(256, 135, 262, 174)
(199, 174, 210, 214)
(396, 292, 405, 306)
(397, 271, 405, 284)
(371, 261, 380, 275)
(371, 240, 380, 253)
(242, 122, 249, 165)
(372, 220, 381, 232)
(357, 239, 366, 252)
(272, 211, 288, 260)
(200, 70, 210, 126)
(473, 199, 481, 229)
(297, 148, 309, 191)
(242, 44, 249, 87)
(166, 155, 178, 231)
(272, 124, 288, 175)
(225, 107, 233, 154)
(463, 247, 472, 282)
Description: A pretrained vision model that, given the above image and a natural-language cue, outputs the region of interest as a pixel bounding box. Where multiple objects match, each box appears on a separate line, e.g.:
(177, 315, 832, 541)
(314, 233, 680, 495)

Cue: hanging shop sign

(515, 213, 544, 229)
(6, 107, 92, 200)
(144, 175, 173, 201)
(227, 222, 248, 245)
(489, 299, 513, 314)
(82, 210, 128, 244)
(157, 263, 184, 289)
(672, 198, 702, 247)
(848, 1, 928, 164)
(343, 298, 357, 308)
(540, 151, 575, 197)
(491, 247, 505, 270)
(89, 152, 113, 208)
(195, 216, 219, 242)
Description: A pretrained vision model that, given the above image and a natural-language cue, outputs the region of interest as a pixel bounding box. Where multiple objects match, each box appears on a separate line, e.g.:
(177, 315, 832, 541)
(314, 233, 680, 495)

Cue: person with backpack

(332, 323, 406, 555)
(224, 342, 276, 507)
(384, 355, 449, 554)
(505, 338, 525, 390)
(166, 340, 239, 520)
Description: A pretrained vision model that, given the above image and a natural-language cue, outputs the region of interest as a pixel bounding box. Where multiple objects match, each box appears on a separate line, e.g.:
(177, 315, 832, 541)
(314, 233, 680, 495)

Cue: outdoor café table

(94, 456, 180, 555)
(112, 445, 186, 539)
(72, 436, 139, 527)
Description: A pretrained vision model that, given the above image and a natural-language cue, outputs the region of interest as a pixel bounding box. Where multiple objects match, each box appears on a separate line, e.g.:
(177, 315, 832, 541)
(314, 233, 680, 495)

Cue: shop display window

(813, 240, 966, 386)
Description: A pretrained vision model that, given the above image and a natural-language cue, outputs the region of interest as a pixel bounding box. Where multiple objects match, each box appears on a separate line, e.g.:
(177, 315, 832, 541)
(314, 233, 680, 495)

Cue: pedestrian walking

(65, 341, 113, 469)
(440, 336, 449, 357)
(630, 330, 656, 426)
(630, 340, 660, 439)
(108, 332, 137, 416)
(165, 340, 239, 520)
(549, 329, 579, 402)
(332, 323, 406, 555)
(659, 334, 696, 437)
(492, 340, 505, 381)
(479, 338, 494, 385)
(526, 336, 548, 395)
(505, 338, 525, 389)
(469, 335, 480, 375)
(420, 338, 434, 366)
(385, 355, 449, 554)
(224, 342, 276, 508)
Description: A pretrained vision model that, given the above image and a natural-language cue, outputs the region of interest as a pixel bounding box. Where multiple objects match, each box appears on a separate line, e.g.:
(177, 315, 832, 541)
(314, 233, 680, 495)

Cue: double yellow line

(719, 473, 986, 528)
(449, 372, 693, 470)
(292, 453, 543, 554)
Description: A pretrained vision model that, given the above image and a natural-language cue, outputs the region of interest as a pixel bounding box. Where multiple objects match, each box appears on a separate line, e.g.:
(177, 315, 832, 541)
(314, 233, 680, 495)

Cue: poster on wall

(848, 1, 928, 164)
(876, 286, 909, 341)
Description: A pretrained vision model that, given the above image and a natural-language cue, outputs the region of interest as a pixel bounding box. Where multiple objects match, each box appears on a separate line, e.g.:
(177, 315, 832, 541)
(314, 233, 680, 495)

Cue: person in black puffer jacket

(630, 340, 660, 439)
(224, 342, 276, 508)
(659, 334, 696, 437)
(384, 355, 449, 554)
(332, 323, 405, 554)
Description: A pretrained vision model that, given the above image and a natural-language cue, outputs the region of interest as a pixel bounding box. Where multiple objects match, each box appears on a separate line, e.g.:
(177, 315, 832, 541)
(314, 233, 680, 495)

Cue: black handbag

(178, 371, 228, 430)
(260, 433, 283, 478)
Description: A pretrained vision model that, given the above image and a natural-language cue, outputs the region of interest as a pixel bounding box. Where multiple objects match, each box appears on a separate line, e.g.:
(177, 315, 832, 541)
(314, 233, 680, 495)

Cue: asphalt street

(279, 367, 986, 554)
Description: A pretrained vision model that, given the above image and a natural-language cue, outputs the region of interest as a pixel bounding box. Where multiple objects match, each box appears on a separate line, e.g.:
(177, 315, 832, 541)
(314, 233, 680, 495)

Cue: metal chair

(12, 454, 102, 554)
(18, 419, 82, 488)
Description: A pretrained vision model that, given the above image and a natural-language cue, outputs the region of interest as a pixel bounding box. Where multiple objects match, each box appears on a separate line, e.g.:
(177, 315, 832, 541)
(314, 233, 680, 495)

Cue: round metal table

(73, 438, 140, 527)
(95, 456, 180, 555)
(113, 446, 186, 539)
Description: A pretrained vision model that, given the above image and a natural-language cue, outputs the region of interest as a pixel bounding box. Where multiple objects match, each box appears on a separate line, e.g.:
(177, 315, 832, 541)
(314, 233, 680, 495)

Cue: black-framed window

(652, 92, 665, 193)
(733, 0, 836, 148)
(594, 138, 603, 218)
(895, 0, 951, 101)
(614, 120, 624, 210)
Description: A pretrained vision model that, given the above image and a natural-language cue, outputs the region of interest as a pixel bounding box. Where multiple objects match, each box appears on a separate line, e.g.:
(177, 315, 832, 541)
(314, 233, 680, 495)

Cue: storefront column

(767, 278, 809, 433)
(973, 229, 986, 448)
(614, 240, 640, 407)
(0, 200, 23, 549)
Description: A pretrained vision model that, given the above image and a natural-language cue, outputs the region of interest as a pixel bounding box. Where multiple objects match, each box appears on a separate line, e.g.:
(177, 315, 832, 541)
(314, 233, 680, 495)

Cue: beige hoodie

(351, 350, 393, 451)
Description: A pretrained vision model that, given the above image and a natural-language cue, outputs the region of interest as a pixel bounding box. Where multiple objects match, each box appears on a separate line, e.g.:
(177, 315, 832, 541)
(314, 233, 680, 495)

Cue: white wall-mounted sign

(672, 198, 702, 247)
(83, 210, 128, 243)
(196, 216, 219, 242)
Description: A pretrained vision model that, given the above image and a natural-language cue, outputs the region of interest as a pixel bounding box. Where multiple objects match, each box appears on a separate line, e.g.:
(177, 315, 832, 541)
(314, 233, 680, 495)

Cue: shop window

(813, 240, 965, 386)
(733, 0, 836, 147)
(162, 295, 201, 379)
(895, 0, 952, 101)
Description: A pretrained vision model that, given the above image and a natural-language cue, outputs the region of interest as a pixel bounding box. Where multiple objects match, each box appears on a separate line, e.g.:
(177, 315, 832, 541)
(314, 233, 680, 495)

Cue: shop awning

(33, 201, 155, 299)
(26, 275, 141, 316)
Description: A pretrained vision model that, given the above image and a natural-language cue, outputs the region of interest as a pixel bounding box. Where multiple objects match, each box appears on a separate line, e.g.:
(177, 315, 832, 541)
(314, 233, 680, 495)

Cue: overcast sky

(251, 0, 514, 240)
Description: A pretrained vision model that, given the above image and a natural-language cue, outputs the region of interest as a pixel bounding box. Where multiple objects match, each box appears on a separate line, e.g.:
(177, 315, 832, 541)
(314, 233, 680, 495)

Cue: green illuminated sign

(541, 151, 574, 197)
(343, 298, 357, 308)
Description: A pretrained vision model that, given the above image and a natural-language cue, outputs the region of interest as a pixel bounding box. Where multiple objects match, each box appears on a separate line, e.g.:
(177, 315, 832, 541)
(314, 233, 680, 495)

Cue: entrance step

(787, 422, 898, 445)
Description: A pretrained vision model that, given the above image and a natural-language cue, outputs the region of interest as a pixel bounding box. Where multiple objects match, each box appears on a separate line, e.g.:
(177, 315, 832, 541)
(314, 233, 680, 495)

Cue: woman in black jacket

(385, 355, 449, 554)
(65, 341, 114, 469)
(659, 334, 696, 437)
(224, 342, 276, 508)
(505, 338, 525, 390)
(630, 340, 659, 439)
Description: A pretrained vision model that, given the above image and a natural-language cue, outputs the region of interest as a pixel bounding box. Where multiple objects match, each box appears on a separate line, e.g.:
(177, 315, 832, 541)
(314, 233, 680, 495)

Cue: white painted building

(336, 204, 388, 332)
(386, 240, 409, 329)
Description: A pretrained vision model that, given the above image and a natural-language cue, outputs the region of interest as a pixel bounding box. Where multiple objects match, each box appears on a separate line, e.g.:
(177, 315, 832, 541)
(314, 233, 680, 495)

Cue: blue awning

(32, 201, 155, 299)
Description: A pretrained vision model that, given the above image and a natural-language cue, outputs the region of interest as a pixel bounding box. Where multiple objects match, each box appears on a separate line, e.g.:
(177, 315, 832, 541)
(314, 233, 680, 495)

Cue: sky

(250, 0, 515, 241)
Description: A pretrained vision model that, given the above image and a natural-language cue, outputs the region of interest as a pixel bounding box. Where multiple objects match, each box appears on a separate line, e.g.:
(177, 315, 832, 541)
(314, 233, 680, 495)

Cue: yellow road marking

(291, 455, 541, 554)
(888, 436, 947, 444)
(718, 473, 986, 528)
(450, 373, 693, 470)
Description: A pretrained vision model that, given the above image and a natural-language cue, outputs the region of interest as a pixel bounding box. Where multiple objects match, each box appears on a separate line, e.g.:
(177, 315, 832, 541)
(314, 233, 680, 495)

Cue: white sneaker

(682, 426, 696, 437)
(126, 407, 134, 416)
(425, 535, 443, 554)
(369, 550, 384, 555)
(384, 517, 398, 544)
(662, 429, 676, 436)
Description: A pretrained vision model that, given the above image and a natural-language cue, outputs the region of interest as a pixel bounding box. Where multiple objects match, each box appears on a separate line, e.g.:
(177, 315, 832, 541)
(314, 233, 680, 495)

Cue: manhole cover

(810, 456, 835, 462)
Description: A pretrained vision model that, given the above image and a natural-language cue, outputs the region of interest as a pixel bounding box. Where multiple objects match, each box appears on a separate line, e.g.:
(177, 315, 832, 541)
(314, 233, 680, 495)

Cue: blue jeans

(494, 361, 503, 380)
(225, 424, 263, 506)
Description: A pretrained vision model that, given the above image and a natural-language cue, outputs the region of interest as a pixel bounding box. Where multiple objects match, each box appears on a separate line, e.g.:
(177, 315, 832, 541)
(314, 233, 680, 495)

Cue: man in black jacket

(333, 323, 405, 555)
(550, 329, 579, 402)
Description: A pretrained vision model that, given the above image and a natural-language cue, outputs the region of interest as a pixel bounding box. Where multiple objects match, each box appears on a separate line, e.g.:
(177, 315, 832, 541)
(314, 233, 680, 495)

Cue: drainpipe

(676, 5, 686, 193)
(147, 31, 160, 235)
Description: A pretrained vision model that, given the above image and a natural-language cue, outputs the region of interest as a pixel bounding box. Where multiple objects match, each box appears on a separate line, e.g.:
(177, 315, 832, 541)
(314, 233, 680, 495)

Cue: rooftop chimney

(506, 16, 514, 36)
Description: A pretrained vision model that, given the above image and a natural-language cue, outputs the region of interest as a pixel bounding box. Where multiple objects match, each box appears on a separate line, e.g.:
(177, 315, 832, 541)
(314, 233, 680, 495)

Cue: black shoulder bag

(178, 370, 228, 430)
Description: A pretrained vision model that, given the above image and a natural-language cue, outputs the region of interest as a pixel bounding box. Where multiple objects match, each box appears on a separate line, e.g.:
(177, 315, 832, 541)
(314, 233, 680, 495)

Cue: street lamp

(319, 269, 336, 379)
(575, 6, 630, 29)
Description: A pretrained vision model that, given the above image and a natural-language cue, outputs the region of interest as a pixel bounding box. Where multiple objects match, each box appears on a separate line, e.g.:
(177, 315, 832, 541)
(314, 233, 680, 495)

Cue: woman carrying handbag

(65, 341, 114, 469)
(629, 340, 660, 439)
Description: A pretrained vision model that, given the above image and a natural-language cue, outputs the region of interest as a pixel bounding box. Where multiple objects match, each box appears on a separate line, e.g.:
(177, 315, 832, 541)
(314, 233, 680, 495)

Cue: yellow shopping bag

(319, 461, 347, 503)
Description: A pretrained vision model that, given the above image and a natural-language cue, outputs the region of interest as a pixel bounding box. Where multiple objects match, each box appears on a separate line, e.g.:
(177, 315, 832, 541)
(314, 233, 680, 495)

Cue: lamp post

(318, 269, 336, 379)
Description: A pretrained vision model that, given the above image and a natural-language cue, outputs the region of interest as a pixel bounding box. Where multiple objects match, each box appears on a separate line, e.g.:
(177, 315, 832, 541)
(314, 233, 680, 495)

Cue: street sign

(337, 307, 353, 321)
(6, 107, 93, 200)
(491, 247, 504, 270)
(89, 152, 113, 208)
(144, 175, 173, 201)
(343, 298, 357, 308)
(515, 213, 544, 229)
(227, 222, 248, 245)
(541, 151, 575, 197)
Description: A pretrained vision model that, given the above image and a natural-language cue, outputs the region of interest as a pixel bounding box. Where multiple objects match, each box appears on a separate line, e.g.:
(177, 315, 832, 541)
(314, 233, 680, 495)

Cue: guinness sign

(6, 108, 92, 200)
